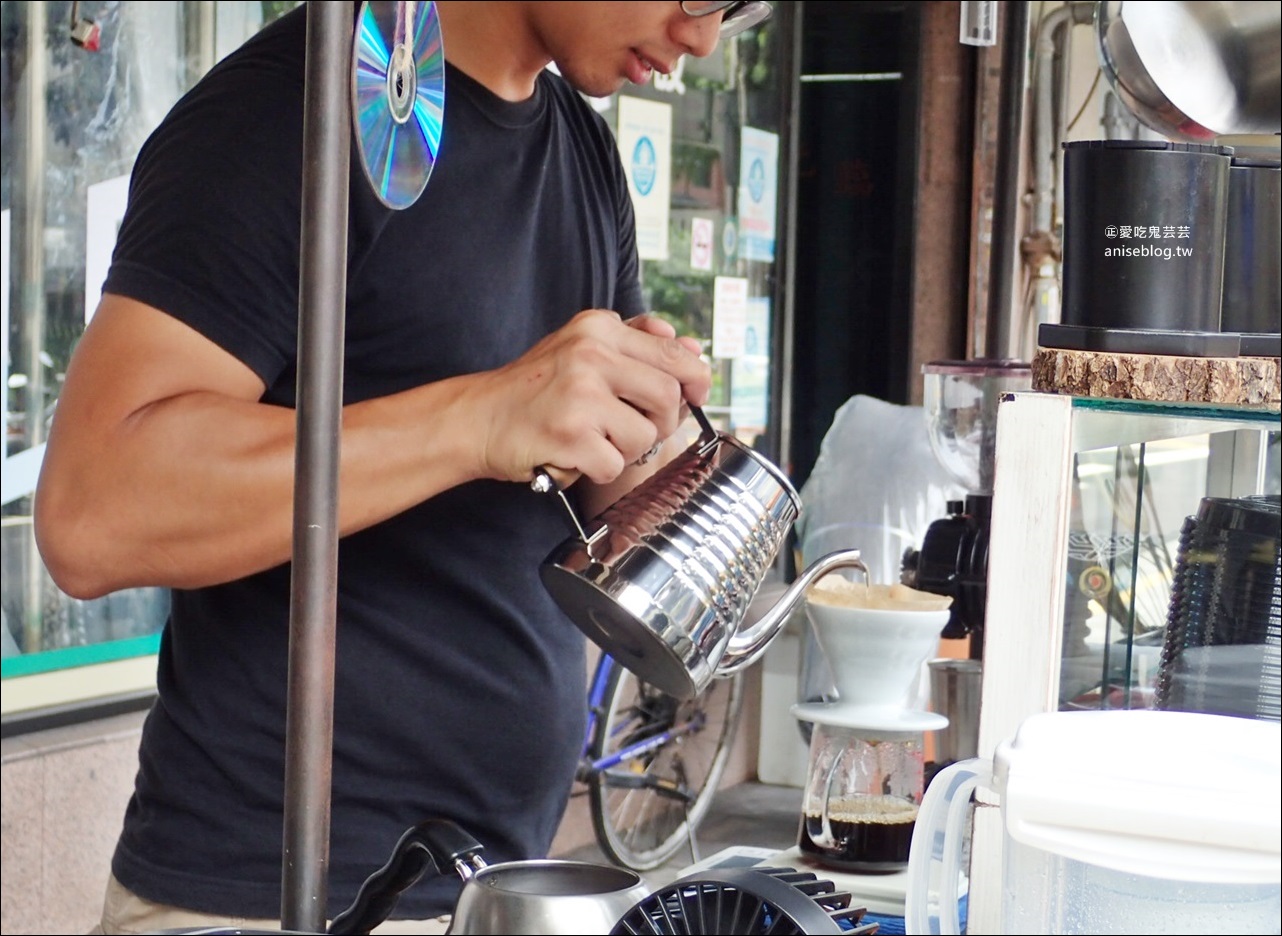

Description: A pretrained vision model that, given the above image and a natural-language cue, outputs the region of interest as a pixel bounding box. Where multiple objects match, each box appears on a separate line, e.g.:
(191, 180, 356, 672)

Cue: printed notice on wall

(730, 296, 771, 431)
(738, 127, 778, 263)
(617, 96, 672, 261)
(1, 209, 9, 462)
(711, 275, 749, 360)
(85, 173, 131, 324)
(690, 216, 714, 271)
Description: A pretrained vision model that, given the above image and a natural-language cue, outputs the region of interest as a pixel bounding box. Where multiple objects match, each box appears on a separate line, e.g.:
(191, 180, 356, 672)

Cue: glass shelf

(979, 390, 1280, 758)
(1071, 394, 1281, 422)
(1059, 397, 1279, 716)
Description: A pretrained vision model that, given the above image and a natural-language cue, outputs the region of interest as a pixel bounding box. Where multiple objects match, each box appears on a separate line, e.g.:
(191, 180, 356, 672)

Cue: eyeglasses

(679, 1, 774, 39)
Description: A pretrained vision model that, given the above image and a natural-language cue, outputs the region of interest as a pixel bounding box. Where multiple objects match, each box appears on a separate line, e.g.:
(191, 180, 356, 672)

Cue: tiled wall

(1, 712, 144, 935)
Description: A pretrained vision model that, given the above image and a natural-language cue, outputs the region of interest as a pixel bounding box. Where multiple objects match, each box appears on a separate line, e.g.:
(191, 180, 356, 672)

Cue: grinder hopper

(901, 360, 1031, 647)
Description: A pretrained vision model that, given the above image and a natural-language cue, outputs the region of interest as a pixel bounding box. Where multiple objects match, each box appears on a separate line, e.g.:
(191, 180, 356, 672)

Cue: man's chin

(555, 66, 626, 99)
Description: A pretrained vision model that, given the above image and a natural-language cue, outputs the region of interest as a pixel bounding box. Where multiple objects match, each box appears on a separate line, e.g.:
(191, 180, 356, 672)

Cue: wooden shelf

(1032, 346, 1281, 409)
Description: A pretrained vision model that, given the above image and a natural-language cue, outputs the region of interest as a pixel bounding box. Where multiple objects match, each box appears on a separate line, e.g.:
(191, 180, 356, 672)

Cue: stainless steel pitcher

(537, 410, 867, 700)
(327, 818, 649, 936)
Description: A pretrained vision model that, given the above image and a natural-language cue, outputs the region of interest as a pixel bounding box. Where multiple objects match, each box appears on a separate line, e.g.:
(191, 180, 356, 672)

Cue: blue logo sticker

(747, 158, 766, 203)
(632, 136, 657, 196)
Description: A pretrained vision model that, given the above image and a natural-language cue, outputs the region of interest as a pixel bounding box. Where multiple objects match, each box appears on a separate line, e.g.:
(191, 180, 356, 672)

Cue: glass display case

(967, 390, 1280, 931)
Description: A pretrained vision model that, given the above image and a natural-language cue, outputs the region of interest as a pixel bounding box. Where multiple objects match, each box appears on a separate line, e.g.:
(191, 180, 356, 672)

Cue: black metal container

(1061, 140, 1233, 333)
(1222, 155, 1282, 338)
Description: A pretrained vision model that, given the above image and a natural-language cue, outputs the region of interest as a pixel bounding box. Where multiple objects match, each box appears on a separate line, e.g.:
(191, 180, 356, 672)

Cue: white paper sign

(738, 127, 778, 263)
(722, 217, 738, 261)
(0, 207, 46, 508)
(617, 96, 672, 261)
(731, 296, 771, 429)
(690, 216, 714, 271)
(711, 276, 749, 360)
(1, 209, 9, 463)
(85, 173, 131, 323)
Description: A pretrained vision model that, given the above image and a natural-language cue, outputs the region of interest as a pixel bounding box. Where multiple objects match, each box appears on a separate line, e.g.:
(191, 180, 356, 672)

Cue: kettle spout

(717, 549, 868, 677)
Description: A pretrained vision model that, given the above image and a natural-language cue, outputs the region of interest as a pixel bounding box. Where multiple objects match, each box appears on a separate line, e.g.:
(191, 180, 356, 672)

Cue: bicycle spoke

(587, 662, 746, 870)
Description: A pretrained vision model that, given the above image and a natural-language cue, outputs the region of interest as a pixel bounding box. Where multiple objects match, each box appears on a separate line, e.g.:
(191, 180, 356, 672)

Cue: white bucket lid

(991, 710, 1281, 883)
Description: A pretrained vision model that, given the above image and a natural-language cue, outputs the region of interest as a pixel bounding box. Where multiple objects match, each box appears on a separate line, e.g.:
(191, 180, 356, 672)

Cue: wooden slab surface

(1032, 346, 1281, 409)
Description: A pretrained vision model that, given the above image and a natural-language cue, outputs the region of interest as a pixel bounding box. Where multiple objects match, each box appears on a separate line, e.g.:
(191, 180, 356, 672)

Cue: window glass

(1, 1, 300, 718)
(585, 19, 786, 451)
(1, 2, 786, 719)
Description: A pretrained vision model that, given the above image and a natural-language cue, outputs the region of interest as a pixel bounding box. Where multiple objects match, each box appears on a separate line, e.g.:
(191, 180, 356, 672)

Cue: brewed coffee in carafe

(799, 720, 927, 872)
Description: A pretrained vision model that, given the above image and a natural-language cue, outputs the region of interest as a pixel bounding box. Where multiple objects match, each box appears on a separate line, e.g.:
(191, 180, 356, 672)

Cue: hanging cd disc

(352, 1, 445, 210)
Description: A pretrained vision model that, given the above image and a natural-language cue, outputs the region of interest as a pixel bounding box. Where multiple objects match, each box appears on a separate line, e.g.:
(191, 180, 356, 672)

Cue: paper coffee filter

(807, 575, 953, 612)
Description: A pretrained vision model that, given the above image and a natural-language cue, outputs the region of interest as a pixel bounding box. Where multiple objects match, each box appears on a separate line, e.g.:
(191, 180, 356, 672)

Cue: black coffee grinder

(900, 360, 1031, 768)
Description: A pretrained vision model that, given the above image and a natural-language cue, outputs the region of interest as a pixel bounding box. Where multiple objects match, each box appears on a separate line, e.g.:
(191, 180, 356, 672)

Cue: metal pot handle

(327, 819, 487, 935)
(531, 405, 721, 544)
(687, 403, 719, 447)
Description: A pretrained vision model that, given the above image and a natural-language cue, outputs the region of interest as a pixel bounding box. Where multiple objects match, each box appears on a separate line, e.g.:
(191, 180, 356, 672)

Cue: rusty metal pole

(282, 2, 350, 931)
(984, 0, 1029, 360)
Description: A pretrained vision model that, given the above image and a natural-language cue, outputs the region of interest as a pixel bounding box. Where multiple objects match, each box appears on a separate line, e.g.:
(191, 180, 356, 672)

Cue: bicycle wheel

(587, 661, 746, 871)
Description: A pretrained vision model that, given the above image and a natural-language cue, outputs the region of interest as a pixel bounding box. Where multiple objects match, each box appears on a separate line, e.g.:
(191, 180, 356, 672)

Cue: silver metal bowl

(1096, 0, 1281, 140)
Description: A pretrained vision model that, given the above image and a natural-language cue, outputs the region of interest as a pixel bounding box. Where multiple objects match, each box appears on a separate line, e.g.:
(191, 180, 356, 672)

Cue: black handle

(327, 819, 485, 934)
(690, 403, 717, 441)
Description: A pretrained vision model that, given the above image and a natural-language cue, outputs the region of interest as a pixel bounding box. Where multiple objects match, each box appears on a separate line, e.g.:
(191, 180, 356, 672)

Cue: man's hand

(464, 309, 711, 488)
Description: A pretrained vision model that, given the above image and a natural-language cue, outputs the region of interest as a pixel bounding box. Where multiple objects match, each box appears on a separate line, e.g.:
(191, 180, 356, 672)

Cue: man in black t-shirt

(34, 2, 770, 933)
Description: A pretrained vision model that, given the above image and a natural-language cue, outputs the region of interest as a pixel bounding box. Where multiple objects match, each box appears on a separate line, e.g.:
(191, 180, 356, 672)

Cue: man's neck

(434, 1, 550, 102)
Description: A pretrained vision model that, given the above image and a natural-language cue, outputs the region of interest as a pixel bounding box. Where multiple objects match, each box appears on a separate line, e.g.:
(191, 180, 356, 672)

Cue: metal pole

(984, 0, 1029, 360)
(775, 0, 802, 489)
(281, 2, 350, 931)
(20, 1, 48, 658)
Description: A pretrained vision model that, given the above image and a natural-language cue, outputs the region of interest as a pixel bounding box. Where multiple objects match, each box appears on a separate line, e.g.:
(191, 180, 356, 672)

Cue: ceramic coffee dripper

(536, 407, 867, 700)
(802, 597, 952, 716)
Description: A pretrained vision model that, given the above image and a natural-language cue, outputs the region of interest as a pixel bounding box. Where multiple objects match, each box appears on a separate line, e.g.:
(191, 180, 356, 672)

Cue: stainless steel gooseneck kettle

(537, 408, 867, 700)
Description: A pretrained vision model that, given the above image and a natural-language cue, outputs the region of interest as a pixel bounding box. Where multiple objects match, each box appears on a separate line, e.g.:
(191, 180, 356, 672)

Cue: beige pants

(91, 873, 452, 935)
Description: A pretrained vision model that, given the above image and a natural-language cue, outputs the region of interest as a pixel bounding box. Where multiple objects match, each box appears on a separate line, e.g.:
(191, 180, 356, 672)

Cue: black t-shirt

(105, 5, 643, 920)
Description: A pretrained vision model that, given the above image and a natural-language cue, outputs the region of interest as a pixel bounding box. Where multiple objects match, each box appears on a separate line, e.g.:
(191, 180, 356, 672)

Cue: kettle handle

(904, 758, 989, 936)
(530, 406, 721, 544)
(327, 819, 487, 935)
(688, 403, 719, 446)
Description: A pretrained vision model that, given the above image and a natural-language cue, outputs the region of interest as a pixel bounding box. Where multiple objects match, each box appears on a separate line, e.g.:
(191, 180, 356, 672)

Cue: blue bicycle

(576, 652, 746, 871)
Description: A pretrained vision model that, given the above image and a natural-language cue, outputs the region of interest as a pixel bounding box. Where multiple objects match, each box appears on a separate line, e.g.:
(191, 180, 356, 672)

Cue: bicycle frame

(577, 654, 706, 797)
(579, 650, 746, 870)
